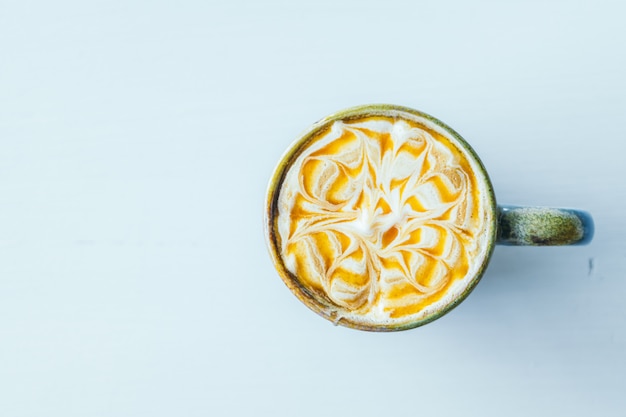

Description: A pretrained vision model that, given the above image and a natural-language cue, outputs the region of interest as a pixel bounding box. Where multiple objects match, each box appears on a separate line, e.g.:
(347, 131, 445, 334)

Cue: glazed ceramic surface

(266, 105, 593, 331)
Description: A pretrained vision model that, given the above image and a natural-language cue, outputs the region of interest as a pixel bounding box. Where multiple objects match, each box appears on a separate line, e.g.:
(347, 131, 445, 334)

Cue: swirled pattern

(276, 114, 489, 324)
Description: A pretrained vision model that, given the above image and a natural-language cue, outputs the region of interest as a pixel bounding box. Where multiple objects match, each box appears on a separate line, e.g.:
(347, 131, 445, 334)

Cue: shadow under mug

(265, 104, 593, 331)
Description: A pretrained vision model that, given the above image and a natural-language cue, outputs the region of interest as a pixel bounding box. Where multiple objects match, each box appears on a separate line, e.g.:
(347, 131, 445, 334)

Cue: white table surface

(1, 1, 625, 416)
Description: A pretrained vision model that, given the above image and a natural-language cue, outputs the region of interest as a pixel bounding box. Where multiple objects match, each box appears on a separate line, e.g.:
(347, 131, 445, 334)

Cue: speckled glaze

(265, 104, 594, 332)
(497, 206, 594, 246)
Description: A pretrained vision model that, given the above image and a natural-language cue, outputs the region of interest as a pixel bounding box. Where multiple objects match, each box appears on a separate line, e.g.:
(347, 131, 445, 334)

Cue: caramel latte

(267, 105, 496, 330)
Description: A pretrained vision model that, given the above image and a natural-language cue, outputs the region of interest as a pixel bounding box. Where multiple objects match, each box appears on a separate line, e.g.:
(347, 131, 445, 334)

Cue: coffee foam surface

(275, 111, 493, 328)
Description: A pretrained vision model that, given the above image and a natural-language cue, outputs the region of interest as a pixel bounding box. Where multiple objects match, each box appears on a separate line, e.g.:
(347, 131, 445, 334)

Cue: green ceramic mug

(265, 104, 593, 332)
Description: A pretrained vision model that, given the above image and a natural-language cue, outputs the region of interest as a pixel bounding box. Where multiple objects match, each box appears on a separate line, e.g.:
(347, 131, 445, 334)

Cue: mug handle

(497, 206, 594, 246)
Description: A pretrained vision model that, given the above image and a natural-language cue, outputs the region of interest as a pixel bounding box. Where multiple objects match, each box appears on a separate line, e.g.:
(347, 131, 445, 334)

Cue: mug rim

(265, 104, 498, 331)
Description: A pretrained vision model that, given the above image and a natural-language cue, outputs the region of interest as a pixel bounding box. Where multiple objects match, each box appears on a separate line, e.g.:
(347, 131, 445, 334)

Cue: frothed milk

(268, 107, 495, 329)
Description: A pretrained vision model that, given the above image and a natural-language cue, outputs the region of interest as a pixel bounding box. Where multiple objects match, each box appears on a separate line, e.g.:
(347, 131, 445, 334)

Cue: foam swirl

(276, 114, 490, 325)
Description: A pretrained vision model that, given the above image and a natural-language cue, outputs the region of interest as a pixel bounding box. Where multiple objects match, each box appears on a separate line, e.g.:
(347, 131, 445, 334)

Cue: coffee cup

(265, 104, 593, 331)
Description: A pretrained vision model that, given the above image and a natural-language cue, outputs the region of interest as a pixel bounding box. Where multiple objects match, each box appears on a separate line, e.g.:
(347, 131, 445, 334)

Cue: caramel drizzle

(278, 117, 483, 319)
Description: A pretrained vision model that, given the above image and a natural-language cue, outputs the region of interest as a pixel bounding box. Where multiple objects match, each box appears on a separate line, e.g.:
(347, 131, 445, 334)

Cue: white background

(1, 0, 625, 416)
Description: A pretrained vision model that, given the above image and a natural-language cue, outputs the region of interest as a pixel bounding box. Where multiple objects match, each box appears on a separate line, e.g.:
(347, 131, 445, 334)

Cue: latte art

(273, 110, 494, 328)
